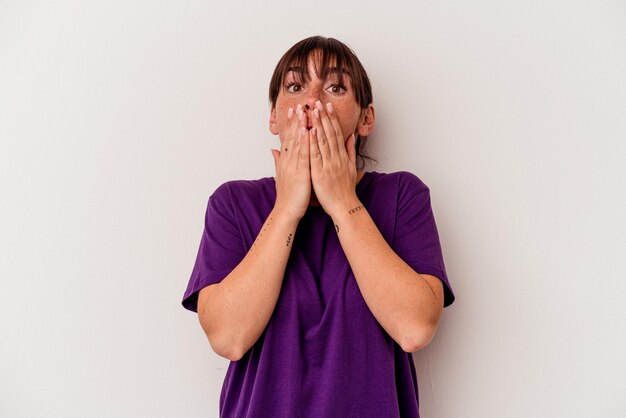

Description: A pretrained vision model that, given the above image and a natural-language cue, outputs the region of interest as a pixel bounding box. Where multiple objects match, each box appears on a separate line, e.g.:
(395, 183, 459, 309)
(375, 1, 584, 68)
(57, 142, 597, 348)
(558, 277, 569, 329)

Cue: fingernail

(326, 102, 333, 113)
(287, 107, 293, 119)
(315, 100, 323, 111)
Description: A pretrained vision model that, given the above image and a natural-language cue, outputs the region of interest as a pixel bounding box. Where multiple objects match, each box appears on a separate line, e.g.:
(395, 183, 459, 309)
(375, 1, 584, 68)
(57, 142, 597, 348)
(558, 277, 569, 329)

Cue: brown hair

(268, 36, 378, 171)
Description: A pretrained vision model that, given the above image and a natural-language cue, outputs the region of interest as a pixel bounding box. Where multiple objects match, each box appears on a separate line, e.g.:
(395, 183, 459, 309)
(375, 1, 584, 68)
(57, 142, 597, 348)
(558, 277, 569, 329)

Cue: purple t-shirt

(182, 170, 455, 417)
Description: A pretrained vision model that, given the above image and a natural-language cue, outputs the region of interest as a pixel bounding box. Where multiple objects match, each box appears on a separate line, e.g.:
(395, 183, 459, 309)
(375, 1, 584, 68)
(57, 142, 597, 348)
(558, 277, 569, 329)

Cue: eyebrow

(286, 66, 351, 78)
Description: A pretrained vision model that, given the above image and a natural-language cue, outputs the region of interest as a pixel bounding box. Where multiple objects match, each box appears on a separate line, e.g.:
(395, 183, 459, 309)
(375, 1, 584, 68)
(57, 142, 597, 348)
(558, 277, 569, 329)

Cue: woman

(182, 36, 456, 418)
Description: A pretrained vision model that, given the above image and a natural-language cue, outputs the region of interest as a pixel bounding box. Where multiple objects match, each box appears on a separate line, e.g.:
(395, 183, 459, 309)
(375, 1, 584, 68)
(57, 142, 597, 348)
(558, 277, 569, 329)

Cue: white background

(1, 1, 625, 417)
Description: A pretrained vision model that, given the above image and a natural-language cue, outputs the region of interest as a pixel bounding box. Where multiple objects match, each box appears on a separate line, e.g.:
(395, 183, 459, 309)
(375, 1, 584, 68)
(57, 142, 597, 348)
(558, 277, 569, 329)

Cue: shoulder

(209, 176, 273, 202)
(370, 170, 430, 195)
(206, 176, 275, 222)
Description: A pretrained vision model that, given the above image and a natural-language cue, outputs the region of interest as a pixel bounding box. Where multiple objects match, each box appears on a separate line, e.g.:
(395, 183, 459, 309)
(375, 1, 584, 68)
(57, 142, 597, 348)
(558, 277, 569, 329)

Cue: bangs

(282, 48, 351, 89)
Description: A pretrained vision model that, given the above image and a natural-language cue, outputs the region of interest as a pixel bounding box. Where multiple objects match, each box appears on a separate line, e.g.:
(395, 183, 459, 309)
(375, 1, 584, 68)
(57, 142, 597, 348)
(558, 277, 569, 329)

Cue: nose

(303, 101, 318, 118)
(303, 85, 323, 114)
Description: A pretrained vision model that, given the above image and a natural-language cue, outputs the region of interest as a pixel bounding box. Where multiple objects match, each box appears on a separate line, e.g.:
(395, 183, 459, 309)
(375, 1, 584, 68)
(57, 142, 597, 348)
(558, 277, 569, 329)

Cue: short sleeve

(393, 172, 456, 308)
(181, 184, 246, 313)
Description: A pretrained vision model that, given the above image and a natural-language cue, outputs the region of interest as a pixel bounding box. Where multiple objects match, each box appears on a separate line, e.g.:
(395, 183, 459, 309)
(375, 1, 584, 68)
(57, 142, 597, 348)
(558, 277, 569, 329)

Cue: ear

(356, 104, 375, 138)
(269, 104, 279, 135)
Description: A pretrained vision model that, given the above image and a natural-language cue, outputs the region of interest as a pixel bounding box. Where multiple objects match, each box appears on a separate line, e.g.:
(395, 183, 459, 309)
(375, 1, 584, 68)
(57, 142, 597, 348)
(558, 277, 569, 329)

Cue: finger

(289, 105, 306, 167)
(286, 104, 304, 163)
(326, 102, 348, 159)
(281, 106, 294, 148)
(298, 125, 310, 170)
(291, 126, 306, 169)
(316, 100, 339, 157)
(281, 106, 297, 161)
(311, 105, 331, 163)
(309, 126, 323, 171)
(346, 133, 356, 166)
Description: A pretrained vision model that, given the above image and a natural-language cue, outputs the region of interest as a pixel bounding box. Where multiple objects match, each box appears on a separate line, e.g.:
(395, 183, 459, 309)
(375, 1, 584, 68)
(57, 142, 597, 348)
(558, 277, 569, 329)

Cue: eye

(285, 81, 302, 93)
(328, 83, 347, 94)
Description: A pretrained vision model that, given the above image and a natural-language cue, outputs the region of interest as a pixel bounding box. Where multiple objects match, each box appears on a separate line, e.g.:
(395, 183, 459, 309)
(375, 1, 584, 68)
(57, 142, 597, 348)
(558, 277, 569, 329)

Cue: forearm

(331, 198, 441, 352)
(200, 205, 300, 360)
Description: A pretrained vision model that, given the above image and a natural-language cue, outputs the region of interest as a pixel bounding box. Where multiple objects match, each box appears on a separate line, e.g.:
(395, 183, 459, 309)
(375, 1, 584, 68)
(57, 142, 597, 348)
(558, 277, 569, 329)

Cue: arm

(198, 205, 300, 361)
(331, 198, 444, 353)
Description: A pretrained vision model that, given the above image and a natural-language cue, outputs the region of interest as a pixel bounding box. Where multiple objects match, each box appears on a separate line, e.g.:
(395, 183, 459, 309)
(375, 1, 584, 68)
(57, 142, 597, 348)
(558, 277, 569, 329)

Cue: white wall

(1, 1, 625, 417)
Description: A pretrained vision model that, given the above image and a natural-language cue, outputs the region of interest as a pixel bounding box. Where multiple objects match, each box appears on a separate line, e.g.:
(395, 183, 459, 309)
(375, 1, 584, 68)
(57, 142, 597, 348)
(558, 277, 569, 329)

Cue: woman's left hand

(308, 100, 359, 218)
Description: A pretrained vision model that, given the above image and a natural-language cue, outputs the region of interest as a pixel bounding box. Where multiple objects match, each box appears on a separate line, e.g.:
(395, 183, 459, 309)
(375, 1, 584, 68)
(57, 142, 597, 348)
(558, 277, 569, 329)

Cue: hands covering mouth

(272, 99, 359, 219)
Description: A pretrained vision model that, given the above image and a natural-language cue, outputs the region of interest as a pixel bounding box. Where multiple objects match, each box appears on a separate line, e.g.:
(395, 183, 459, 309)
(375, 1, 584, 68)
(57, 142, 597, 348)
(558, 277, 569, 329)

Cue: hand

(270, 104, 311, 220)
(308, 100, 359, 218)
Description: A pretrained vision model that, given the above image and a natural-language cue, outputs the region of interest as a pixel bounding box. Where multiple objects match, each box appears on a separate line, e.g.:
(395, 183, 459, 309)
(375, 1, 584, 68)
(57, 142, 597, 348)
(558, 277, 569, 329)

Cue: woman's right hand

(270, 104, 311, 221)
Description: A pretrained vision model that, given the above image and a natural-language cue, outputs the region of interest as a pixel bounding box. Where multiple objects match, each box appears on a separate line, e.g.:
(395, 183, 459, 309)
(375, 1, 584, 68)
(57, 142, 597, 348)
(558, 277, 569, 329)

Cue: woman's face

(269, 50, 374, 143)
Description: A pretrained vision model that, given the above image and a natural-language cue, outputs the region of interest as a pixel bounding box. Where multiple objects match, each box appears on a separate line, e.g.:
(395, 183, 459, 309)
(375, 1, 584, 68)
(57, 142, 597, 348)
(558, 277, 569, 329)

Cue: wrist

(271, 204, 303, 225)
(329, 196, 365, 222)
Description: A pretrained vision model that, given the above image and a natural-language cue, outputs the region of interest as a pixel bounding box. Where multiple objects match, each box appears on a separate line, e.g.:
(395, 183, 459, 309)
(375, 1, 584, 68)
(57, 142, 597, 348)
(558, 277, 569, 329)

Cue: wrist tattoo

(347, 205, 364, 214)
(252, 216, 295, 248)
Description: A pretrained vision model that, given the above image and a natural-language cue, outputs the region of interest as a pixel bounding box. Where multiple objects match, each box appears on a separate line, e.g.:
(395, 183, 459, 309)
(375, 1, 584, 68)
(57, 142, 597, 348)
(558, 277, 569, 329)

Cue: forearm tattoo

(334, 205, 365, 235)
(251, 215, 295, 249)
(251, 216, 273, 250)
(347, 205, 364, 214)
